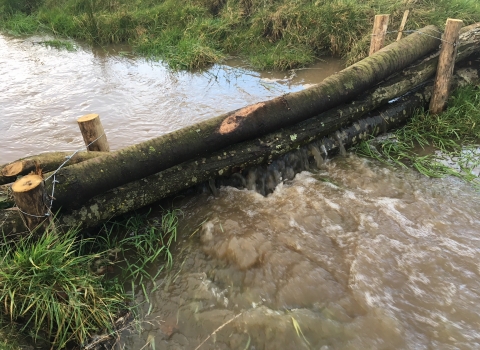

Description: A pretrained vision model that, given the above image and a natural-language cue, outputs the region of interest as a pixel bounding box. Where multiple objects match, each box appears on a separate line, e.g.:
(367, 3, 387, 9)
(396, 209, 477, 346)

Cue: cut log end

(11, 174, 43, 193)
(78, 113, 99, 122)
(2, 162, 23, 177)
(12, 174, 51, 233)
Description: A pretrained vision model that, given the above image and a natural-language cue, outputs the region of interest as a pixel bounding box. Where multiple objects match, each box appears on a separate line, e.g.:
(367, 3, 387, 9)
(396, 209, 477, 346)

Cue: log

(77, 114, 110, 152)
(47, 26, 442, 211)
(11, 175, 51, 232)
(2, 61, 479, 234)
(0, 151, 106, 185)
(429, 19, 464, 114)
(1, 25, 478, 213)
(369, 14, 390, 55)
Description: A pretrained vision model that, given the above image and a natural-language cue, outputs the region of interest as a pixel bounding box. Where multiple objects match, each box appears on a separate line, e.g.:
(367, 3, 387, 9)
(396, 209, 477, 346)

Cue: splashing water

(121, 155, 480, 350)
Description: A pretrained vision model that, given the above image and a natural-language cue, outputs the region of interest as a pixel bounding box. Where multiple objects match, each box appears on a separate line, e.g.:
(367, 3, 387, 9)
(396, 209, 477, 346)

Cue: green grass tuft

(1, 0, 480, 70)
(0, 228, 125, 348)
(41, 38, 75, 50)
(0, 209, 180, 348)
(355, 85, 480, 187)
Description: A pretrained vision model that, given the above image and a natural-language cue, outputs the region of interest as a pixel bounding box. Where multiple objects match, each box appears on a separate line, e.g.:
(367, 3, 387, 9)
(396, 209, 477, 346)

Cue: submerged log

(47, 26, 442, 210)
(0, 151, 105, 185)
(2, 61, 477, 234)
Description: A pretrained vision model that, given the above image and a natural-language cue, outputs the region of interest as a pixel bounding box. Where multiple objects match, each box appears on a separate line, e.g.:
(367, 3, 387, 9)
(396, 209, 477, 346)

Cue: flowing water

(0, 34, 342, 164)
(118, 156, 480, 350)
(1, 35, 480, 350)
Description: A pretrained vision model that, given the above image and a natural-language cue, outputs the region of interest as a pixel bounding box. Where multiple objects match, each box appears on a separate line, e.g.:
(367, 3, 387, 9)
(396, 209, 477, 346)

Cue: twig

(194, 312, 243, 350)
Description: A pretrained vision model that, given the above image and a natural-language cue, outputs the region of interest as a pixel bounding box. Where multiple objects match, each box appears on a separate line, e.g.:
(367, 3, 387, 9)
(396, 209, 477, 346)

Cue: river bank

(1, 0, 480, 70)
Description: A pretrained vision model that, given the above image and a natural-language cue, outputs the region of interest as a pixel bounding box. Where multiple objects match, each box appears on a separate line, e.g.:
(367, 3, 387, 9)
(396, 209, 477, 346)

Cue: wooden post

(12, 174, 51, 232)
(429, 18, 464, 114)
(369, 14, 390, 56)
(396, 10, 410, 41)
(77, 114, 110, 152)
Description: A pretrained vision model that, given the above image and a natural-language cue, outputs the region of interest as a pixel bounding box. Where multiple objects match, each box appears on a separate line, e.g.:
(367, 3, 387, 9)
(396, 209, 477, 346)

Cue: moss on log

(0, 151, 106, 185)
(2, 62, 479, 234)
(47, 26, 442, 211)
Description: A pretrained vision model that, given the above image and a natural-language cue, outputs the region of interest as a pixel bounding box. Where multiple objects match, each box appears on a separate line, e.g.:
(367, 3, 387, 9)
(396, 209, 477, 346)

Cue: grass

(1, 0, 480, 70)
(355, 85, 480, 187)
(0, 209, 179, 349)
(41, 39, 76, 51)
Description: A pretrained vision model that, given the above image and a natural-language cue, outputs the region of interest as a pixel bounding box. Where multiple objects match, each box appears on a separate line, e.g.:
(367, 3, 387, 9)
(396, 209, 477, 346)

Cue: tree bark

(2, 62, 479, 234)
(47, 26, 442, 211)
(2, 26, 479, 212)
(0, 151, 105, 185)
(11, 175, 52, 232)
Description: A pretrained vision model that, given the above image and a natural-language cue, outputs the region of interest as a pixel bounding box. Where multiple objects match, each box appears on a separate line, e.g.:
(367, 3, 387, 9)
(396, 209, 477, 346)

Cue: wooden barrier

(369, 14, 390, 55)
(397, 10, 410, 41)
(430, 18, 464, 114)
(77, 114, 110, 152)
(11, 174, 51, 232)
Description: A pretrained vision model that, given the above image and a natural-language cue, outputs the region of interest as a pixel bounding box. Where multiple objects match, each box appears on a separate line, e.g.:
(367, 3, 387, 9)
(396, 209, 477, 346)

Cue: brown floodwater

(0, 34, 343, 164)
(2, 35, 480, 350)
(118, 155, 480, 350)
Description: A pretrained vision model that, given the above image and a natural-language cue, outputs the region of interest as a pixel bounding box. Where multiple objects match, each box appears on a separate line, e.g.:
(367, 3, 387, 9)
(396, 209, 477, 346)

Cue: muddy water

(118, 155, 480, 350)
(0, 34, 343, 164)
(2, 34, 480, 350)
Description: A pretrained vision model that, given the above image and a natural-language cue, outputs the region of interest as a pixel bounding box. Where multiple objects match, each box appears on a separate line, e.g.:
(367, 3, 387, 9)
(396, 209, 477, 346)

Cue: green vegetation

(41, 39, 76, 50)
(0, 209, 179, 349)
(1, 0, 480, 70)
(355, 85, 480, 187)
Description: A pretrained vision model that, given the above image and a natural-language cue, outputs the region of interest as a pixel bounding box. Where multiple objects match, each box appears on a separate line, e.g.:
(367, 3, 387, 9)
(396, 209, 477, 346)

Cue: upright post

(12, 174, 51, 233)
(396, 10, 410, 41)
(77, 114, 110, 152)
(369, 14, 390, 56)
(429, 18, 464, 114)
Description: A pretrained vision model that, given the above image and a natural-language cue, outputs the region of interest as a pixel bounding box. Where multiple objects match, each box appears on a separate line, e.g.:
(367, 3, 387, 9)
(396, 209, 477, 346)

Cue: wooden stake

(396, 10, 410, 41)
(77, 114, 110, 152)
(369, 14, 390, 56)
(429, 18, 464, 114)
(12, 174, 51, 232)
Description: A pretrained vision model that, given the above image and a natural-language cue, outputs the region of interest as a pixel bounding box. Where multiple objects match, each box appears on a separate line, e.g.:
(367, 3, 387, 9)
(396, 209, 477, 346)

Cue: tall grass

(0, 229, 124, 348)
(0, 209, 180, 349)
(355, 85, 480, 187)
(1, 0, 479, 70)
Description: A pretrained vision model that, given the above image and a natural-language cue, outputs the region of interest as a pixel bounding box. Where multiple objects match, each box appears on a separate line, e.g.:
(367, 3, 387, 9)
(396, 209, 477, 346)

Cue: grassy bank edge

(0, 208, 180, 349)
(1, 0, 480, 70)
(354, 84, 480, 188)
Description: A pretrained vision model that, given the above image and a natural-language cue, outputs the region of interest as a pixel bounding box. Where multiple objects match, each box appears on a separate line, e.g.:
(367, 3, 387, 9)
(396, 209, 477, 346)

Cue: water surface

(0, 35, 343, 164)
(120, 155, 480, 350)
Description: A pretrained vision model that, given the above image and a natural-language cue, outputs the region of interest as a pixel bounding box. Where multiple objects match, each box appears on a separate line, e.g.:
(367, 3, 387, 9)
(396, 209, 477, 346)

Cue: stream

(1, 35, 480, 350)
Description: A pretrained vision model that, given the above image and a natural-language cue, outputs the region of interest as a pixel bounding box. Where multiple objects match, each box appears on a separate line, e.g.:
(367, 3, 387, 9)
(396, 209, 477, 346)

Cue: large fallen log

(46, 26, 442, 210)
(0, 151, 105, 185)
(2, 27, 480, 212)
(2, 59, 479, 234)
